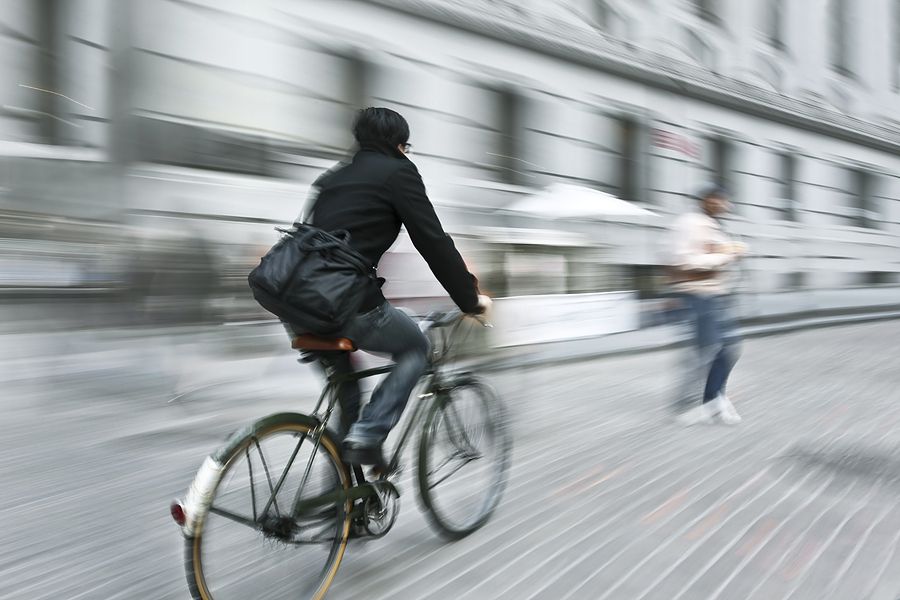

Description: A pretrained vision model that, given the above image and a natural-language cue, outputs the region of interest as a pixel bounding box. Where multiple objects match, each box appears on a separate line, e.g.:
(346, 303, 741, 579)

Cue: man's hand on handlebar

(474, 294, 492, 314)
(468, 294, 493, 327)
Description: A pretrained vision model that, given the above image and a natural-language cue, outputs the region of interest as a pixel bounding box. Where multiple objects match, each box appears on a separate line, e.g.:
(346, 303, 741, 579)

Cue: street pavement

(2, 320, 900, 599)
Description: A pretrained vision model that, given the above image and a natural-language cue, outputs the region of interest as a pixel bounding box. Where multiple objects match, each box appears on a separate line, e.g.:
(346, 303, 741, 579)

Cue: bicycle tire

(416, 376, 511, 540)
(184, 413, 350, 600)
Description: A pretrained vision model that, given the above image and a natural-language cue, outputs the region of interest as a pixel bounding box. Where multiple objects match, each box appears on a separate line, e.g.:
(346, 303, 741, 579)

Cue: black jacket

(309, 146, 480, 314)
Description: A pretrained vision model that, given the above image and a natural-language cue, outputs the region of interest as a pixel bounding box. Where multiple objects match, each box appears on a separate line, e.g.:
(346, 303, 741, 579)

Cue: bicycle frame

(275, 357, 457, 519)
(250, 313, 474, 522)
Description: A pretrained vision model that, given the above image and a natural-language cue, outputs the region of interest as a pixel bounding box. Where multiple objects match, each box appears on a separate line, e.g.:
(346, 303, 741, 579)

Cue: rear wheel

(186, 420, 350, 600)
(417, 377, 511, 539)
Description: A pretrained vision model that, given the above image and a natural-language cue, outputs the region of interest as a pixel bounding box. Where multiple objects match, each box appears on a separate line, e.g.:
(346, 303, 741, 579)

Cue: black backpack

(248, 223, 376, 334)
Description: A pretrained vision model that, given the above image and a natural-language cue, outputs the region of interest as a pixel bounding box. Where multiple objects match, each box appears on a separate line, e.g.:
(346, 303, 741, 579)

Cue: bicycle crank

(362, 480, 400, 537)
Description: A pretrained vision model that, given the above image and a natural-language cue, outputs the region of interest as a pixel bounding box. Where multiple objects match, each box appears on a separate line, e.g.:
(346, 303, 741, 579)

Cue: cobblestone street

(2, 320, 900, 599)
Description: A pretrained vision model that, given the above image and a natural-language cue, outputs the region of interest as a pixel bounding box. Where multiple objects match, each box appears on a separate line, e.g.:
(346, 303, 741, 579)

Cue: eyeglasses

(401, 142, 413, 154)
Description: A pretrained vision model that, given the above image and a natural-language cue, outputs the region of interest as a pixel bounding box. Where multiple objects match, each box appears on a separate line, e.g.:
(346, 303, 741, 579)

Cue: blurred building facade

(1, 0, 899, 325)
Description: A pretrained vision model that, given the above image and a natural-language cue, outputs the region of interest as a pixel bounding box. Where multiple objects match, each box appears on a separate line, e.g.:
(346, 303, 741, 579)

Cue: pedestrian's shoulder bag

(247, 222, 376, 335)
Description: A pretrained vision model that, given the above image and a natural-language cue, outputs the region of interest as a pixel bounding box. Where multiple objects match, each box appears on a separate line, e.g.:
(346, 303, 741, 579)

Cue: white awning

(504, 183, 659, 220)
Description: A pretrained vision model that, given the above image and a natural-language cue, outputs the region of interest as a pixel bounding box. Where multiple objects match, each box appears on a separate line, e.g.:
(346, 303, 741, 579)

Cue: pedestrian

(668, 183, 746, 425)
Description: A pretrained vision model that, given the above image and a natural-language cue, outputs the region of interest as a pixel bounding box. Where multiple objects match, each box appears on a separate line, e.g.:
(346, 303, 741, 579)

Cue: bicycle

(170, 309, 512, 600)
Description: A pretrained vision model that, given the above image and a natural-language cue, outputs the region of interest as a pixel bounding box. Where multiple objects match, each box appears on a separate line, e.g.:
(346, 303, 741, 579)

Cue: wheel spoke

(448, 426, 483, 460)
(443, 402, 478, 454)
(444, 399, 489, 459)
(208, 505, 259, 530)
(261, 433, 308, 518)
(205, 506, 337, 545)
(246, 446, 257, 522)
(428, 454, 477, 489)
(428, 449, 461, 477)
(253, 437, 281, 516)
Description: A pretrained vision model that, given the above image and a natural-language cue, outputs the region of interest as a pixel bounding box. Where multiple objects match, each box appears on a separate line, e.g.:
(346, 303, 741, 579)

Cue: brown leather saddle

(291, 334, 357, 352)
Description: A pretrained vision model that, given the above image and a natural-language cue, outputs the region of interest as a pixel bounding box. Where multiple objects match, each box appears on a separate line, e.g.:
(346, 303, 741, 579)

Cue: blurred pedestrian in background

(668, 183, 747, 426)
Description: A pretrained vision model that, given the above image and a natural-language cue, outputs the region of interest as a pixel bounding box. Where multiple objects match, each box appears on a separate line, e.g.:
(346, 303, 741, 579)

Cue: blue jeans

(299, 302, 430, 446)
(675, 294, 742, 407)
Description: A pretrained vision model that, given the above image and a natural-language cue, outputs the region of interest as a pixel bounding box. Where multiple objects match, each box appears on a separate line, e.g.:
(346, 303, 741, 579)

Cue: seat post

(326, 364, 360, 394)
(291, 334, 357, 418)
(317, 353, 346, 382)
(311, 368, 341, 419)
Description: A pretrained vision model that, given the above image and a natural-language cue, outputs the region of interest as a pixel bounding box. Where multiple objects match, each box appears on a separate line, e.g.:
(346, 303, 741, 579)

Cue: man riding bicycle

(286, 107, 490, 468)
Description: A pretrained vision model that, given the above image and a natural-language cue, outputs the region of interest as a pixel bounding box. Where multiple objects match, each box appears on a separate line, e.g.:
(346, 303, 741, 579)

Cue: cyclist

(287, 107, 491, 467)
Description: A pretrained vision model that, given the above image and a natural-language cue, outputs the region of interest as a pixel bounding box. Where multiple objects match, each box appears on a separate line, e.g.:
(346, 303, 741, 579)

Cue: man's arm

(389, 163, 480, 313)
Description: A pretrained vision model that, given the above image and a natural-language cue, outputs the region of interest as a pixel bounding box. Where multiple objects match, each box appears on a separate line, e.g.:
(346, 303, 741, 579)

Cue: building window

(629, 265, 665, 300)
(495, 86, 521, 185)
(778, 152, 796, 220)
(692, 0, 720, 25)
(344, 52, 368, 111)
(708, 135, 732, 189)
(595, 0, 610, 30)
(850, 169, 877, 228)
(136, 117, 274, 177)
(785, 272, 806, 289)
(861, 272, 894, 286)
(37, 0, 62, 145)
(687, 29, 717, 70)
(591, 1, 631, 40)
(830, 0, 852, 76)
(618, 117, 643, 202)
(765, 0, 785, 50)
(894, 0, 900, 91)
(758, 55, 784, 92)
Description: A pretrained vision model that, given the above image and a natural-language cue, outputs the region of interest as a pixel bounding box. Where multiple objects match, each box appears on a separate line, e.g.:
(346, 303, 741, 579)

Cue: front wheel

(417, 377, 511, 540)
(185, 415, 350, 600)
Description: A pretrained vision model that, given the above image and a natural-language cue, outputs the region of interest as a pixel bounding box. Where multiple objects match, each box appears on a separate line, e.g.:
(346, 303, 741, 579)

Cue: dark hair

(353, 107, 409, 148)
(696, 182, 729, 201)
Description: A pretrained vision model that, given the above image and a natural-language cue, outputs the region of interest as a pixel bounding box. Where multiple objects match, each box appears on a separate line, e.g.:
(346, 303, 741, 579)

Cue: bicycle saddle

(291, 334, 357, 352)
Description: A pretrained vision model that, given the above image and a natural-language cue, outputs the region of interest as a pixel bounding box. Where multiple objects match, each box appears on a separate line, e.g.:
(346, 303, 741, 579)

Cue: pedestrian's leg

(703, 345, 737, 401)
(672, 344, 702, 412)
(671, 294, 701, 413)
(675, 294, 720, 425)
(705, 295, 743, 423)
(715, 295, 743, 396)
(692, 295, 721, 405)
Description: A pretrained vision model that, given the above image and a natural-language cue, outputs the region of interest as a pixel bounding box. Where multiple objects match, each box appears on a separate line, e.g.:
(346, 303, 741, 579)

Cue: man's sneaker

(676, 402, 715, 426)
(342, 439, 388, 471)
(713, 394, 742, 425)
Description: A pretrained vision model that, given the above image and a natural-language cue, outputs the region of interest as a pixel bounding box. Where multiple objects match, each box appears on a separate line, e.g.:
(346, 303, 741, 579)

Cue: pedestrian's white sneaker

(713, 394, 742, 425)
(677, 403, 715, 426)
